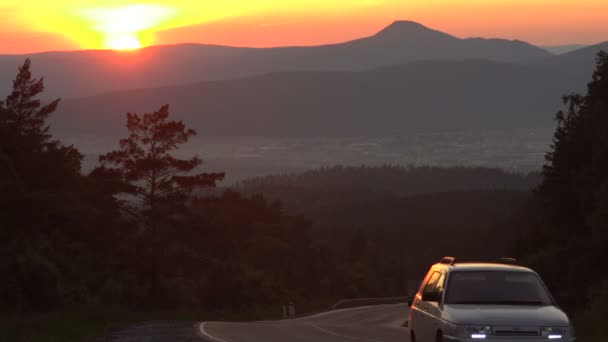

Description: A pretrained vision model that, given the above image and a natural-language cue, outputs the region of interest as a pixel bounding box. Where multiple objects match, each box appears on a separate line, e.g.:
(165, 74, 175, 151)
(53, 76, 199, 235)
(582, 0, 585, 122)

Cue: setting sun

(78, 4, 176, 50)
(105, 34, 142, 50)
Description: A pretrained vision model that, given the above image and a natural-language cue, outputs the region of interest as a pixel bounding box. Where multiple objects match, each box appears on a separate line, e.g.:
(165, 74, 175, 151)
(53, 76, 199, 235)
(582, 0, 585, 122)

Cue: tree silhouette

(537, 51, 608, 234)
(520, 51, 608, 312)
(1, 59, 59, 146)
(98, 104, 225, 230)
(0, 60, 93, 312)
(0, 59, 82, 191)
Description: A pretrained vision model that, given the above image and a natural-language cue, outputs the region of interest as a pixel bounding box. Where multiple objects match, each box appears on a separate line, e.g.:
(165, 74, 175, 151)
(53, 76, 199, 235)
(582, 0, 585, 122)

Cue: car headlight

(542, 327, 574, 339)
(448, 325, 492, 339)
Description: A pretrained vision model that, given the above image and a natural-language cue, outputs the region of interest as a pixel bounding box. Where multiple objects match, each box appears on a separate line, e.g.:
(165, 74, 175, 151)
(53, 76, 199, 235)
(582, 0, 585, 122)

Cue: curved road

(200, 304, 410, 342)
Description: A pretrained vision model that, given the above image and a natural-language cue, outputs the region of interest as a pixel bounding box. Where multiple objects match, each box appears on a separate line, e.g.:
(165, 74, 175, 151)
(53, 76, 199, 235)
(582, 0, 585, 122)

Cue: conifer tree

(0, 59, 82, 191)
(98, 104, 225, 230)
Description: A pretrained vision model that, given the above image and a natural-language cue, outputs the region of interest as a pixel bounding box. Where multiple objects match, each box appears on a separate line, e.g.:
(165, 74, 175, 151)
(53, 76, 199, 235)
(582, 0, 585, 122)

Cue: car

(407, 257, 575, 342)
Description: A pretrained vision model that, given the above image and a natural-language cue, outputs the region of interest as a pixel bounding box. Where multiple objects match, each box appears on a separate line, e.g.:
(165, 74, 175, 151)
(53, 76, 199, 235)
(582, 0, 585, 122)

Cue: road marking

(199, 322, 230, 342)
(311, 323, 384, 342)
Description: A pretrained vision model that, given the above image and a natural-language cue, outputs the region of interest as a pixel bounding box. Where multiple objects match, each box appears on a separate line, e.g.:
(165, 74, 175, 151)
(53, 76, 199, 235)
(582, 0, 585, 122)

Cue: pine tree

(97, 104, 225, 230)
(1, 59, 59, 147)
(0, 59, 82, 191)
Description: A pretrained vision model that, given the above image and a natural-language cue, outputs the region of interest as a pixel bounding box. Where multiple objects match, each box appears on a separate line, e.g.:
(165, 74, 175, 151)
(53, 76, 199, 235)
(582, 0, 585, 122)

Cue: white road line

(311, 323, 384, 342)
(199, 322, 231, 342)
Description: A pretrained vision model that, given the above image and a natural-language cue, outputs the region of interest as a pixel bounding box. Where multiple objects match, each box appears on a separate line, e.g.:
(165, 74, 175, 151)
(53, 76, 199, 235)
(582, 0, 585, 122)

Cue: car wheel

(436, 330, 444, 342)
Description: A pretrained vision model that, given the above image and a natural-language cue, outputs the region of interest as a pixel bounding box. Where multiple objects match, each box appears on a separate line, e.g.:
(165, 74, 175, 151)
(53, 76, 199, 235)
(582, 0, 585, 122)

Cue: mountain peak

(374, 20, 455, 41)
(384, 20, 428, 31)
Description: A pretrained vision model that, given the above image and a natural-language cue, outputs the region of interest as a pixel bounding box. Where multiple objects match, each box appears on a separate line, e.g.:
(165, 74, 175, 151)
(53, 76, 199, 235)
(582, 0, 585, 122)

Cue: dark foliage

(240, 166, 534, 297)
(0, 59, 106, 312)
(517, 51, 608, 317)
(240, 165, 538, 196)
(0, 61, 330, 313)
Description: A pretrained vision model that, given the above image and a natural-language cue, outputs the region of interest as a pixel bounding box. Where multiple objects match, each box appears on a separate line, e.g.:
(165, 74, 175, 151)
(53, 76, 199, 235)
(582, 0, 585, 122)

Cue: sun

(78, 4, 177, 50)
(106, 34, 142, 50)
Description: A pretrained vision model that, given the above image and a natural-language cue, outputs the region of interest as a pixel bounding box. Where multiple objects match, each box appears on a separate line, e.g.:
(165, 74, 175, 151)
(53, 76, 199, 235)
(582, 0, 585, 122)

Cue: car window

(444, 271, 553, 305)
(434, 273, 446, 294)
(416, 269, 434, 294)
(422, 271, 442, 295)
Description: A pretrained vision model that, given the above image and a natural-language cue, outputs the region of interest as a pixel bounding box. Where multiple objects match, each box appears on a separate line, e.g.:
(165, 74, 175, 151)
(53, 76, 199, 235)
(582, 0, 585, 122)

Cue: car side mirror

(422, 291, 442, 302)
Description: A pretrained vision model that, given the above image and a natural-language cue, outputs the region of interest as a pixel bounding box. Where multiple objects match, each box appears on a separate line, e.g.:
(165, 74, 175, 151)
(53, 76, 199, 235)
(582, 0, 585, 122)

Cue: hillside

(533, 41, 608, 75)
(52, 59, 580, 139)
(237, 166, 535, 281)
(239, 165, 539, 197)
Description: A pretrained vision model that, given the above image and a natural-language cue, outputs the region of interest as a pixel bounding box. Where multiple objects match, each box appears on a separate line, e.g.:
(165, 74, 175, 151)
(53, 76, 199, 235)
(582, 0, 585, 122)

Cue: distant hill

(0, 21, 552, 98)
(533, 41, 608, 75)
(540, 44, 587, 55)
(238, 165, 539, 201)
(52, 59, 581, 139)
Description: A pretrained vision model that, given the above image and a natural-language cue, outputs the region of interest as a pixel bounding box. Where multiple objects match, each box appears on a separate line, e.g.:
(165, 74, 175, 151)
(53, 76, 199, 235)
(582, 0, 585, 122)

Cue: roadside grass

(1, 307, 133, 342)
(0, 297, 341, 342)
(0, 307, 216, 342)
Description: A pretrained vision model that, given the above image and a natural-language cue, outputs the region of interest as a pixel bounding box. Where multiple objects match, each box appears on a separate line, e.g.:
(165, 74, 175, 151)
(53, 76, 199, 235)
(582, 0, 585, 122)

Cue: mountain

(541, 44, 587, 55)
(52, 59, 579, 140)
(0, 21, 551, 98)
(533, 41, 608, 75)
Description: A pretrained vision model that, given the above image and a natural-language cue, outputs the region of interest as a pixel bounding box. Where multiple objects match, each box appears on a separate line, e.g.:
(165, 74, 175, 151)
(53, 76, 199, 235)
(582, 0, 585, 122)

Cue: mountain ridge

(1, 20, 553, 98)
(52, 59, 580, 140)
(533, 41, 608, 74)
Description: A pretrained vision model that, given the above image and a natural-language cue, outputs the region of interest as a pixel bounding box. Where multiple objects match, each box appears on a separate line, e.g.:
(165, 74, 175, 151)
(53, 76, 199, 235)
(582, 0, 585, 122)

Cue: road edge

(199, 322, 230, 342)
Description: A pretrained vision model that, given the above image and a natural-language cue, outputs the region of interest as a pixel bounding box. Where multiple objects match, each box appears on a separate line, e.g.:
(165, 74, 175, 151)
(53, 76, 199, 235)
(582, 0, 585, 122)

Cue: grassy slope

(1, 297, 340, 342)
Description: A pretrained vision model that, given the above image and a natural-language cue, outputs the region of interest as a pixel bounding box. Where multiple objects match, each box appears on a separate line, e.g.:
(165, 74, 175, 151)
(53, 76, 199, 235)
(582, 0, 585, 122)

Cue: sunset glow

(77, 4, 176, 50)
(105, 34, 141, 50)
(1, 0, 607, 54)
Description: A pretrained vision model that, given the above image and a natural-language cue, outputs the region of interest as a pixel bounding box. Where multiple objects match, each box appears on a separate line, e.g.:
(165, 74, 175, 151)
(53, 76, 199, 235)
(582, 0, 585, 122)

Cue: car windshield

(444, 271, 553, 305)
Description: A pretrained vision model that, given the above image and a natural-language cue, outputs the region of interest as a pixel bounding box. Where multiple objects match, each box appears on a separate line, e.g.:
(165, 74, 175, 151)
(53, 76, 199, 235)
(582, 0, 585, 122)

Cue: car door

(416, 271, 442, 341)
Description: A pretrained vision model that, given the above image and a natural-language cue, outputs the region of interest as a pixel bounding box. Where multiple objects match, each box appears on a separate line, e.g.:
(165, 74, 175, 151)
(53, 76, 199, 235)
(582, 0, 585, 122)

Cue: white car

(407, 257, 575, 342)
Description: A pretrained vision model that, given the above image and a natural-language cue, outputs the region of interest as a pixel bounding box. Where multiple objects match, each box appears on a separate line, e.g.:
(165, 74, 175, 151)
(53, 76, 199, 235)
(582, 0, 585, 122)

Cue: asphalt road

(200, 304, 410, 342)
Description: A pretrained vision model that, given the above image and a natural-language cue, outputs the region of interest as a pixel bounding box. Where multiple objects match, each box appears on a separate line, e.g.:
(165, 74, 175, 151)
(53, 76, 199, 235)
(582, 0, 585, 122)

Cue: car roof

(433, 262, 535, 273)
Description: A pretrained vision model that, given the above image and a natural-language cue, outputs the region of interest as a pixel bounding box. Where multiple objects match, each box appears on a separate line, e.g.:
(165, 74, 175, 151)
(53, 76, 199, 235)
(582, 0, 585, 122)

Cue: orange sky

(1, 0, 607, 54)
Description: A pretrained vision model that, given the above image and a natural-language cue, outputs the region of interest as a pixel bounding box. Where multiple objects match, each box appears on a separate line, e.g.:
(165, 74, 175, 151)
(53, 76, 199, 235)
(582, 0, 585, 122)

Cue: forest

(1, 51, 607, 340)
